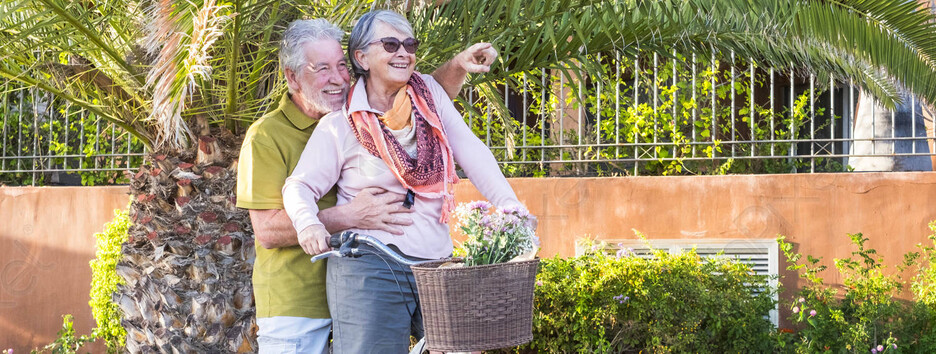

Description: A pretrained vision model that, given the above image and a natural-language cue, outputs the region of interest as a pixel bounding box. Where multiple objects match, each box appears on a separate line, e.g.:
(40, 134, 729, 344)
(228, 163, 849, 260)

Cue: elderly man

(235, 18, 496, 353)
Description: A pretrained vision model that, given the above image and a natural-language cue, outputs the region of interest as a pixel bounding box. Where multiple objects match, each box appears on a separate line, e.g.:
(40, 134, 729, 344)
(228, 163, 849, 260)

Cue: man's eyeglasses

(368, 37, 419, 54)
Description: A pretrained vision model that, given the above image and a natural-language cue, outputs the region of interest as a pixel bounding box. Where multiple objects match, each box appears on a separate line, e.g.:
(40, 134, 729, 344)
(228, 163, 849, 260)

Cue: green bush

(32, 314, 94, 354)
(88, 208, 129, 352)
(777, 225, 936, 353)
(511, 238, 777, 353)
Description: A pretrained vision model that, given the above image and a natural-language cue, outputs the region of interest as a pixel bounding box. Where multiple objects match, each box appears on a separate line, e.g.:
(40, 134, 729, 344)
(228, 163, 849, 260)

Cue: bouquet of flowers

(454, 201, 539, 266)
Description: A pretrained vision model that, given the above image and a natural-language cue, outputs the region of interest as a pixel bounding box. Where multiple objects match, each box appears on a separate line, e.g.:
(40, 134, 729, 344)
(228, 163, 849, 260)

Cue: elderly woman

(282, 9, 526, 353)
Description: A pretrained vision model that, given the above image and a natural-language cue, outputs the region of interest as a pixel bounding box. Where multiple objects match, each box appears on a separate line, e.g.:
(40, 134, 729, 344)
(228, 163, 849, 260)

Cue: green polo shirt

(236, 93, 337, 319)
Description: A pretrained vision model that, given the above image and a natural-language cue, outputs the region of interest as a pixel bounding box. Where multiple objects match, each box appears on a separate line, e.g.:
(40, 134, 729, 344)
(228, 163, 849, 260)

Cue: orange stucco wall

(453, 172, 936, 325)
(0, 187, 128, 352)
(457, 173, 936, 261)
(2, 172, 935, 349)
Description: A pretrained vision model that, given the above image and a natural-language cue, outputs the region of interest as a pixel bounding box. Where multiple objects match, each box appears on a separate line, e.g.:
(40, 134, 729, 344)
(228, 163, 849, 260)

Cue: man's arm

(250, 188, 414, 249)
(431, 43, 499, 99)
(249, 208, 298, 249)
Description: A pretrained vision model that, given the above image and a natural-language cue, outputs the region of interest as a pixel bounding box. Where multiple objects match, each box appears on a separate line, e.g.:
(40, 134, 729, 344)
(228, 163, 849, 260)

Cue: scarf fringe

(440, 193, 456, 224)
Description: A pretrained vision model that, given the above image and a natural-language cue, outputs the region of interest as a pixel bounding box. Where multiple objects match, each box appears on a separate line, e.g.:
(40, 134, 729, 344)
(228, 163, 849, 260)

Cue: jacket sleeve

(282, 113, 345, 233)
(420, 74, 522, 209)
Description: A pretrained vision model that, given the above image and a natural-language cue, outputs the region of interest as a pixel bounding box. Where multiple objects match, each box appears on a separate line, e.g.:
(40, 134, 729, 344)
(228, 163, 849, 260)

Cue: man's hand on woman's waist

(328, 187, 414, 235)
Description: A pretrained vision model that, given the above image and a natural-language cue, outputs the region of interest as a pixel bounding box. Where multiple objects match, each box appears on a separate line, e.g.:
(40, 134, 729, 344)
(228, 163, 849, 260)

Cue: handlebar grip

(329, 231, 356, 248)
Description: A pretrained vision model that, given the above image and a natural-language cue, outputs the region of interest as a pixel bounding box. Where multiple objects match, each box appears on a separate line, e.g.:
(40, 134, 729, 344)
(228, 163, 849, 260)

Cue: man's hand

(342, 187, 414, 235)
(432, 43, 499, 99)
(297, 224, 330, 255)
(455, 43, 498, 73)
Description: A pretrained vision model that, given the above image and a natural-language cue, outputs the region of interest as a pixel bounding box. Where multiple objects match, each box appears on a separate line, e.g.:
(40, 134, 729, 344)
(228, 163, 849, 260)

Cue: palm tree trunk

(115, 128, 257, 353)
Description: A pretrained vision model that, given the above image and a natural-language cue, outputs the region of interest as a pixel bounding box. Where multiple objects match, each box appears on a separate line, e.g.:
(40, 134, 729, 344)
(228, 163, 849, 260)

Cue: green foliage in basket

(518, 236, 777, 353)
(454, 201, 539, 266)
(775, 225, 936, 353)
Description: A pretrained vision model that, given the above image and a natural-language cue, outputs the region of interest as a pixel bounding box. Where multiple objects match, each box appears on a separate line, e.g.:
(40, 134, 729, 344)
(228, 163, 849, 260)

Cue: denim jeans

(326, 245, 424, 354)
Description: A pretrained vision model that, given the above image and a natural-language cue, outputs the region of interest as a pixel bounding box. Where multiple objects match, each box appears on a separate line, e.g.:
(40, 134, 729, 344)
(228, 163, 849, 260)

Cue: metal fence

(462, 51, 934, 177)
(1, 51, 934, 185)
(0, 82, 145, 186)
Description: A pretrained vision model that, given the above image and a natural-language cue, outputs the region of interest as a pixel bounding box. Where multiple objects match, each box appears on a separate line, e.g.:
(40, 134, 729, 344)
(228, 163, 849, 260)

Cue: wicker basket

(410, 258, 539, 352)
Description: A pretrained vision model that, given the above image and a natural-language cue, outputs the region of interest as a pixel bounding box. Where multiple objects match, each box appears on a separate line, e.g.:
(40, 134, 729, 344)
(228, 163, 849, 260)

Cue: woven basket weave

(410, 258, 539, 352)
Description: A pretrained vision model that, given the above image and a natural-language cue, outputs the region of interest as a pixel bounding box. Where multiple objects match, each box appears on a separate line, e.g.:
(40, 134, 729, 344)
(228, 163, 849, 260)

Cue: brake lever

(310, 250, 340, 263)
(339, 241, 366, 258)
(311, 237, 365, 263)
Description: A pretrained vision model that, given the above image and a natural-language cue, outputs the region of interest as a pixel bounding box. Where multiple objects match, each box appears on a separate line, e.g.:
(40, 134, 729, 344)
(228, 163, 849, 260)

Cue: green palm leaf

(2, 0, 936, 151)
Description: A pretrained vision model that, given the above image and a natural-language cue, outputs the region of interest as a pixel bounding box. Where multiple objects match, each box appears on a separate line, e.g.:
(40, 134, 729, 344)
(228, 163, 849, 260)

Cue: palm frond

(3, 0, 936, 150)
(0, 60, 154, 146)
(145, 0, 230, 150)
(408, 0, 936, 109)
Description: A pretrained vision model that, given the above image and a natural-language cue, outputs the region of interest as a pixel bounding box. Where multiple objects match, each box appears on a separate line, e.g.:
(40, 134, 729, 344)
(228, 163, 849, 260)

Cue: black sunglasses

(368, 37, 419, 54)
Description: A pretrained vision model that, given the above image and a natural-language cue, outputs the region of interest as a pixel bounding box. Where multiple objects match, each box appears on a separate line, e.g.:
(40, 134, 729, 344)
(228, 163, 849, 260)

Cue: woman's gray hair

(347, 10, 414, 77)
(280, 19, 345, 73)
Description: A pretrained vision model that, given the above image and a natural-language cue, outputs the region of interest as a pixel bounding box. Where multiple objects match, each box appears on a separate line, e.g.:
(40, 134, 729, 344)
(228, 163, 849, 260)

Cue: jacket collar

(345, 76, 386, 116)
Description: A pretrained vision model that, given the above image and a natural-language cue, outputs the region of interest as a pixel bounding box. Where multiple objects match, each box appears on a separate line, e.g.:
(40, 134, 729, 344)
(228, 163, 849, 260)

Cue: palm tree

(3, 0, 936, 351)
(2, 0, 375, 351)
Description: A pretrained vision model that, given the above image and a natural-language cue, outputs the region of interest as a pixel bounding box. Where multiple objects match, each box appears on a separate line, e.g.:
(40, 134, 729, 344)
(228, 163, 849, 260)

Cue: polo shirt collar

(280, 93, 318, 130)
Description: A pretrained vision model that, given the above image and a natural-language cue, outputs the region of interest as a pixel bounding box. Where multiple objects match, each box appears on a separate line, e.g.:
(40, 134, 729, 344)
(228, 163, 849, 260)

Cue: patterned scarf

(345, 73, 459, 223)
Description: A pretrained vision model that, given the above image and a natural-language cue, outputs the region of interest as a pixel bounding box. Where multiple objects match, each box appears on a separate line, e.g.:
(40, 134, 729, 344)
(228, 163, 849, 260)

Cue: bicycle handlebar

(328, 230, 355, 248)
(310, 231, 439, 267)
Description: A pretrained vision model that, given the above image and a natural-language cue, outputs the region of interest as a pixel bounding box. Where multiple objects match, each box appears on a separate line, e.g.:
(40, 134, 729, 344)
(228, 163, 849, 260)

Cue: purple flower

(809, 310, 817, 317)
(792, 306, 799, 314)
(798, 297, 805, 303)
(893, 344, 898, 349)
(877, 345, 884, 352)
(467, 200, 492, 211)
(536, 280, 543, 286)
(614, 244, 632, 258)
(499, 205, 529, 217)
(871, 349, 878, 354)
(499, 205, 519, 213)
(480, 215, 492, 228)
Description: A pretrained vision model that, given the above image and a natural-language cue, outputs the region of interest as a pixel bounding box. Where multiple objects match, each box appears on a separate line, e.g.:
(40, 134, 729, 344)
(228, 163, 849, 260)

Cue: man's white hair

(280, 19, 345, 73)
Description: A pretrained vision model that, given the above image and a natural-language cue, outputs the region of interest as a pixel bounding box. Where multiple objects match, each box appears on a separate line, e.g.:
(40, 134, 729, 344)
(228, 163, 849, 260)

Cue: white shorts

(257, 316, 331, 354)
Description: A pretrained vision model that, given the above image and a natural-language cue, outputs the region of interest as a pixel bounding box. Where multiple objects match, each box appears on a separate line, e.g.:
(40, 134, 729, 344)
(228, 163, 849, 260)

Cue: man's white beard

(302, 91, 341, 118)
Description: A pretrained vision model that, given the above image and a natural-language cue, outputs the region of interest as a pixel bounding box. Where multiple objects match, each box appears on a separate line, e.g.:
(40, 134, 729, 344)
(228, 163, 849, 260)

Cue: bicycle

(311, 230, 465, 354)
